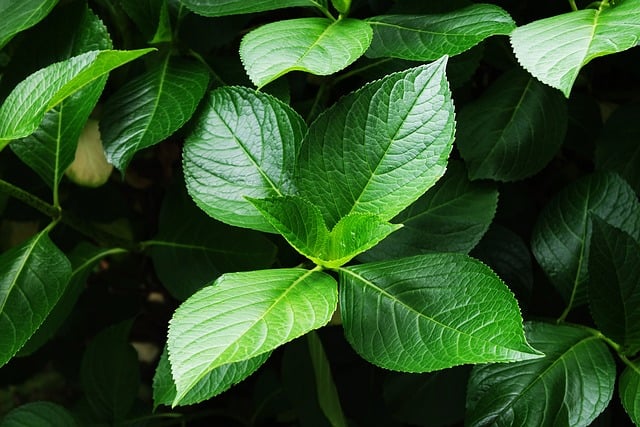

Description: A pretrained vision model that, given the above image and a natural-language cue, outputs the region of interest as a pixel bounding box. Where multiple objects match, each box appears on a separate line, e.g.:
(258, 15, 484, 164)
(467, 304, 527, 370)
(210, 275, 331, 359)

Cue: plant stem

(311, 0, 337, 20)
(619, 354, 640, 374)
(569, 0, 578, 11)
(0, 178, 60, 219)
(331, 58, 393, 86)
(188, 49, 226, 86)
(306, 82, 328, 123)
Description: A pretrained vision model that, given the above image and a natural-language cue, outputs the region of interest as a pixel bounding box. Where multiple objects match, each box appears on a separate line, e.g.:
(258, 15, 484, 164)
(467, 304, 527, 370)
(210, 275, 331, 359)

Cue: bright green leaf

(101, 56, 209, 172)
(466, 321, 616, 427)
(0, 0, 58, 49)
(588, 219, 640, 353)
(167, 268, 338, 405)
(80, 320, 139, 422)
(297, 58, 455, 228)
(149, 178, 276, 301)
(331, 0, 350, 15)
(339, 253, 540, 372)
(531, 172, 640, 307)
(153, 346, 270, 407)
(366, 4, 514, 61)
(360, 161, 498, 261)
(0, 229, 71, 368)
(178, 0, 324, 17)
(0, 48, 155, 150)
(0, 402, 77, 427)
(595, 102, 640, 195)
(619, 363, 640, 425)
(240, 17, 372, 88)
(510, 0, 640, 97)
(249, 195, 401, 268)
(456, 68, 567, 181)
(183, 86, 306, 232)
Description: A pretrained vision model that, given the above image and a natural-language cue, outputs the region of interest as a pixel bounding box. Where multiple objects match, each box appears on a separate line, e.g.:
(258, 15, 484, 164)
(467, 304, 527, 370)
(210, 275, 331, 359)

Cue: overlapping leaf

(183, 86, 306, 232)
(466, 322, 616, 427)
(0, 48, 154, 150)
(167, 268, 338, 405)
(360, 161, 497, 261)
(101, 56, 209, 172)
(0, 402, 78, 427)
(240, 18, 372, 88)
(178, 0, 324, 17)
(366, 4, 514, 60)
(297, 58, 455, 228)
(0, 0, 58, 49)
(511, 0, 640, 97)
(339, 253, 540, 372)
(588, 219, 640, 353)
(153, 346, 270, 407)
(249, 195, 401, 268)
(0, 230, 71, 367)
(619, 363, 640, 425)
(531, 172, 640, 306)
(456, 69, 567, 181)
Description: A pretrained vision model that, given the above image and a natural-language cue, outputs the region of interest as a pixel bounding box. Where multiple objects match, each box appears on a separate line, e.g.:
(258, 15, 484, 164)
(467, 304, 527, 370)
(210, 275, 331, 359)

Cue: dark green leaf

(101, 56, 209, 172)
(340, 253, 540, 372)
(167, 268, 338, 405)
(149, 178, 276, 301)
(467, 322, 616, 427)
(532, 172, 640, 306)
(240, 18, 372, 88)
(297, 58, 455, 228)
(595, 102, 640, 195)
(456, 68, 567, 181)
(153, 346, 270, 408)
(80, 320, 140, 422)
(510, 0, 640, 97)
(588, 219, 640, 353)
(0, 0, 58, 49)
(0, 402, 77, 427)
(366, 4, 514, 60)
(119, 0, 164, 40)
(178, 0, 324, 16)
(360, 160, 498, 261)
(183, 86, 306, 232)
(619, 363, 640, 425)
(0, 229, 71, 368)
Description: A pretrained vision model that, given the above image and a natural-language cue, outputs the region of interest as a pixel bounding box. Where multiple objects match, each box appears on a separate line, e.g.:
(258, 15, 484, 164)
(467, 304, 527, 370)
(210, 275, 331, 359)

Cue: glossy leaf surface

(101, 56, 209, 172)
(0, 230, 71, 367)
(0, 402, 77, 427)
(0, 0, 58, 49)
(619, 364, 640, 425)
(240, 17, 372, 88)
(366, 4, 514, 60)
(511, 0, 640, 97)
(183, 86, 306, 232)
(467, 322, 616, 427)
(298, 58, 455, 228)
(456, 69, 567, 181)
(340, 253, 540, 372)
(168, 268, 338, 404)
(178, 0, 322, 17)
(532, 172, 640, 305)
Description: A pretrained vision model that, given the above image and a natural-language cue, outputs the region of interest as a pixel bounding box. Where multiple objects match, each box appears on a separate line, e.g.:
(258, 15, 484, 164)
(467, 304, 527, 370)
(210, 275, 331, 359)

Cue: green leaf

(339, 253, 540, 372)
(10, 5, 112, 188)
(531, 172, 640, 306)
(510, 0, 640, 97)
(101, 56, 209, 172)
(153, 346, 270, 408)
(331, 0, 350, 15)
(0, 402, 78, 427)
(360, 160, 498, 261)
(183, 86, 306, 232)
(466, 321, 616, 427)
(167, 268, 338, 405)
(149, 178, 276, 301)
(456, 68, 567, 181)
(588, 219, 640, 353)
(0, 229, 71, 368)
(119, 0, 164, 40)
(0, 48, 155, 150)
(366, 4, 515, 61)
(249, 195, 401, 268)
(80, 320, 140, 422)
(240, 18, 372, 88)
(307, 332, 347, 427)
(619, 363, 640, 425)
(178, 0, 324, 16)
(0, 0, 58, 49)
(297, 58, 455, 228)
(595, 102, 640, 195)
